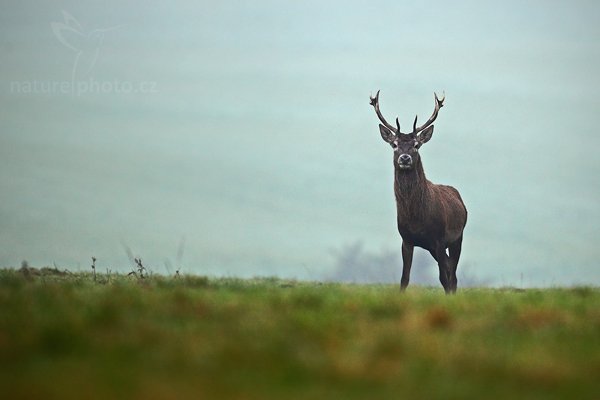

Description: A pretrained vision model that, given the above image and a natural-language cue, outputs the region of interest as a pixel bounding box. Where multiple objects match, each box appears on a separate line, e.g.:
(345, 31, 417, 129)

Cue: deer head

(370, 90, 444, 170)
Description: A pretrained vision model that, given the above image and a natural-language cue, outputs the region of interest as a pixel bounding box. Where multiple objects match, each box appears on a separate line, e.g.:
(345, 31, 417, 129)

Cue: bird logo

(51, 10, 123, 83)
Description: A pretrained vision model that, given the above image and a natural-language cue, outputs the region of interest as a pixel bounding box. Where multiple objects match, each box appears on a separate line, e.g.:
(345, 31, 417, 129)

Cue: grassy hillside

(0, 268, 599, 399)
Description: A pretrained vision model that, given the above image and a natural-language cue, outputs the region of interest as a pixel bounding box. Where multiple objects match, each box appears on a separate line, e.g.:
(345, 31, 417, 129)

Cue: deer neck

(394, 158, 430, 217)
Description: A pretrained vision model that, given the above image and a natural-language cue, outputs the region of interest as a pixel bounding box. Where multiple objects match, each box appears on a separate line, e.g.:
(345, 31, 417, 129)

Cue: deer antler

(412, 92, 445, 135)
(370, 90, 397, 133)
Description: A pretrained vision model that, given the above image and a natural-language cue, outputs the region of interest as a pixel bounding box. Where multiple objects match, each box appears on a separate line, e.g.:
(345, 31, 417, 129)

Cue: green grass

(1, 268, 599, 399)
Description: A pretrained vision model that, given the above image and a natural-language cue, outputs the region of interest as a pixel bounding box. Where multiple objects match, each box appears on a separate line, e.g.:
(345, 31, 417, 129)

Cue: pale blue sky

(1, 1, 599, 286)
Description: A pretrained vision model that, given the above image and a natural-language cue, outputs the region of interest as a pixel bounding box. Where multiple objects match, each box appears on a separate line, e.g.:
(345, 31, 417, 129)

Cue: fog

(1, 1, 599, 286)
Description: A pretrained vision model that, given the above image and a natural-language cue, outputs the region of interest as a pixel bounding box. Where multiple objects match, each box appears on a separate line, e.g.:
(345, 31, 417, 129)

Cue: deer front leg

(400, 240, 414, 291)
(448, 235, 463, 293)
(430, 245, 452, 294)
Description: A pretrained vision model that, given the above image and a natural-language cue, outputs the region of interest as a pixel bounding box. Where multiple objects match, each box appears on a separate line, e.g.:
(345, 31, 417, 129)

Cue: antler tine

(412, 91, 445, 135)
(412, 115, 418, 135)
(370, 90, 397, 133)
(396, 117, 401, 133)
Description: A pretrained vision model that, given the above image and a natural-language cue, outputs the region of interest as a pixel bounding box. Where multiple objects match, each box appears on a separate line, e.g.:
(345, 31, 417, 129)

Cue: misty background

(0, 1, 599, 286)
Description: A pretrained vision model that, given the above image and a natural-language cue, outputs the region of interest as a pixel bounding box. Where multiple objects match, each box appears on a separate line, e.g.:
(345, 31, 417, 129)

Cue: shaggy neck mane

(394, 158, 430, 219)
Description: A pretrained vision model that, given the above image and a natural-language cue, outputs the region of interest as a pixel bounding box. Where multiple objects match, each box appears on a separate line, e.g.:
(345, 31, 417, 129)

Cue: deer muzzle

(398, 154, 412, 169)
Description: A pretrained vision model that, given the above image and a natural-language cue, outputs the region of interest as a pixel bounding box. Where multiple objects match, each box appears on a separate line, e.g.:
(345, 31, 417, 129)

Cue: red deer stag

(370, 91, 467, 293)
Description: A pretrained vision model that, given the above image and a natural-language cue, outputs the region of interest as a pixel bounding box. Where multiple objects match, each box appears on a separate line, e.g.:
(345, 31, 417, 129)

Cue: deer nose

(398, 154, 412, 165)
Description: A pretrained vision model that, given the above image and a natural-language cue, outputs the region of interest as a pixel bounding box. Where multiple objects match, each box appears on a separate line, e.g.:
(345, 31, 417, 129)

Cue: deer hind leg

(430, 245, 452, 294)
(400, 241, 414, 291)
(448, 235, 463, 293)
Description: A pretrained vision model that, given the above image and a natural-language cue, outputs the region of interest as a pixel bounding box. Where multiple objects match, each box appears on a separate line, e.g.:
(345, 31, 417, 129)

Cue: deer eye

(391, 142, 398, 150)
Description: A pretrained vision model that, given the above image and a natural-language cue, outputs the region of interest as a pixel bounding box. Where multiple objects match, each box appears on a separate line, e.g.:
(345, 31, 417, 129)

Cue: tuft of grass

(0, 268, 598, 399)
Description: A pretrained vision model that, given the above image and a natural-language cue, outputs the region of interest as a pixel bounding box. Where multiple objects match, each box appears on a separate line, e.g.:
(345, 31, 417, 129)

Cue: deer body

(370, 91, 467, 293)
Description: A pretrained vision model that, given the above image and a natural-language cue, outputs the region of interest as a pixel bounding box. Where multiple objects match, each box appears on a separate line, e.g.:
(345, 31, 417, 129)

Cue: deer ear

(379, 124, 395, 144)
(418, 125, 434, 144)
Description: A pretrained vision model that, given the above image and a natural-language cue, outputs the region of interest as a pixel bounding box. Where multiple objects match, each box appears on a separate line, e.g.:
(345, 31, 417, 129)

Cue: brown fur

(394, 156, 467, 293)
